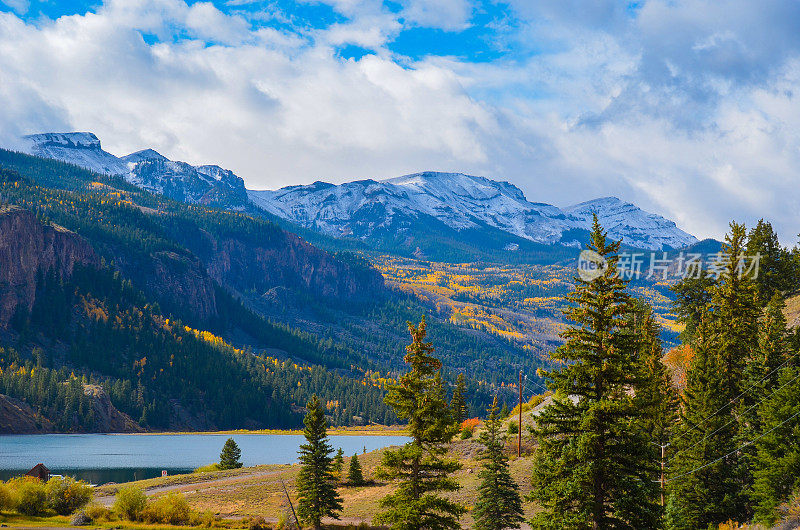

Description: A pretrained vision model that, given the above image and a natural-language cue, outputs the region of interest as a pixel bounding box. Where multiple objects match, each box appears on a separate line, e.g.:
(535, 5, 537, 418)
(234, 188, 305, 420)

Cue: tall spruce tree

(297, 395, 343, 529)
(670, 270, 715, 345)
(746, 219, 796, 303)
(712, 222, 760, 395)
(748, 294, 791, 395)
(528, 217, 660, 529)
(450, 373, 467, 425)
(665, 321, 744, 529)
(667, 223, 760, 528)
(751, 364, 800, 525)
(740, 294, 792, 461)
(473, 396, 524, 530)
(631, 300, 679, 447)
(375, 317, 465, 530)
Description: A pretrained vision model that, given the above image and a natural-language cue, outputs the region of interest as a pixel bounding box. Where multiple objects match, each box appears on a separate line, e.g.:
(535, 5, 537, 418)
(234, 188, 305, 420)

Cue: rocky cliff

(82, 385, 143, 433)
(0, 394, 54, 434)
(188, 228, 385, 302)
(0, 206, 98, 329)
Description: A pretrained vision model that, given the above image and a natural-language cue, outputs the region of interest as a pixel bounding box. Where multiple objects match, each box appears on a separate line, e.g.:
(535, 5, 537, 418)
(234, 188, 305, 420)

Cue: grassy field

(90, 436, 540, 528)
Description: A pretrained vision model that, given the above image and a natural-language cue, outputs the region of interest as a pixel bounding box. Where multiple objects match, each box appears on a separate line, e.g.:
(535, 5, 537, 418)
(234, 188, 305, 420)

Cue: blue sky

(0, 0, 799, 242)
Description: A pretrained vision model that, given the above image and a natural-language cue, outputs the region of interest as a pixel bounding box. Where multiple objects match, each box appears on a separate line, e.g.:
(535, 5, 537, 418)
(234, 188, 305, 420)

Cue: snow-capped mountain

(564, 197, 697, 251)
(19, 132, 248, 207)
(14, 133, 697, 252)
(249, 171, 698, 251)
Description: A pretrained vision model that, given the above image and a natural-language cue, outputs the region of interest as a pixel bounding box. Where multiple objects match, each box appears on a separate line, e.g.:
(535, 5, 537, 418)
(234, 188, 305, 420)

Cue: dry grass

(97, 439, 540, 526)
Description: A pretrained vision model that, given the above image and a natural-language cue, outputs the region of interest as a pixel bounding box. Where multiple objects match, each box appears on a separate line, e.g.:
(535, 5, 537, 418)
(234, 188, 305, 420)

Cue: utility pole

(660, 443, 667, 507)
(518, 370, 523, 457)
(651, 442, 670, 507)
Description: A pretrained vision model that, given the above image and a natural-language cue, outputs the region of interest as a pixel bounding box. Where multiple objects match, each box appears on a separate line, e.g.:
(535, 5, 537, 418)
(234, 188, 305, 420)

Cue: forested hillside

(0, 150, 534, 431)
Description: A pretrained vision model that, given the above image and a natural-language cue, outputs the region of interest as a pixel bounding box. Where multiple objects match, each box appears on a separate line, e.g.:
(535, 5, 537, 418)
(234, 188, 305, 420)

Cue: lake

(0, 433, 409, 484)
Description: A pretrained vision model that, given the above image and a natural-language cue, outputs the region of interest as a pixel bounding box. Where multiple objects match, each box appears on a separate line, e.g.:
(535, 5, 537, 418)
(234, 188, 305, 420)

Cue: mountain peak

(250, 172, 697, 250)
(564, 196, 694, 249)
(18, 132, 247, 207)
(122, 148, 168, 164)
(567, 196, 624, 208)
(23, 132, 101, 151)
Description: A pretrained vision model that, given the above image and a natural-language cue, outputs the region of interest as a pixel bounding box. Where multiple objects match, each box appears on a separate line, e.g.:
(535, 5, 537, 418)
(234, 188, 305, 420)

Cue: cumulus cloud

(0, 0, 798, 244)
(399, 0, 473, 31)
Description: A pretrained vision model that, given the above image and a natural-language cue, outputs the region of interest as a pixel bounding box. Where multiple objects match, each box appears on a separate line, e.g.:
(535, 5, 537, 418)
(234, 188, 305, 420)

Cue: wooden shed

(25, 463, 50, 481)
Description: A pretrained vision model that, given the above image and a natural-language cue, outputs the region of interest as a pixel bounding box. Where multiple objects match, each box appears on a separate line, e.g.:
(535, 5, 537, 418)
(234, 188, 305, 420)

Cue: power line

(670, 350, 800, 445)
(667, 408, 800, 482)
(667, 368, 800, 465)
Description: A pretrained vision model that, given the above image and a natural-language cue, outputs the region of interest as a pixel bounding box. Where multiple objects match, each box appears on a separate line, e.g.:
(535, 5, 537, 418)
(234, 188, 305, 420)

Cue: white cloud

(399, 0, 473, 31)
(0, 0, 28, 15)
(0, 0, 799, 244)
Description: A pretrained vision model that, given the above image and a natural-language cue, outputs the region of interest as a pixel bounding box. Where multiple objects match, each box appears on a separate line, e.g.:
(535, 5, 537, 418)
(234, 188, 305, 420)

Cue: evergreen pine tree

(347, 454, 365, 486)
(219, 438, 243, 470)
(473, 396, 524, 530)
(375, 317, 465, 530)
(746, 219, 795, 303)
(748, 294, 791, 395)
(712, 222, 760, 395)
(297, 395, 342, 529)
(500, 402, 510, 419)
(450, 373, 467, 425)
(670, 270, 714, 345)
(528, 216, 660, 529)
(751, 365, 800, 525)
(631, 300, 679, 447)
(739, 294, 792, 475)
(665, 321, 743, 529)
(332, 448, 345, 481)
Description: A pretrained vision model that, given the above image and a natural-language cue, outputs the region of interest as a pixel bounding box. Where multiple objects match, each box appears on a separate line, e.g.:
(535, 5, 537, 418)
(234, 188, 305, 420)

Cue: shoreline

(0, 425, 408, 437)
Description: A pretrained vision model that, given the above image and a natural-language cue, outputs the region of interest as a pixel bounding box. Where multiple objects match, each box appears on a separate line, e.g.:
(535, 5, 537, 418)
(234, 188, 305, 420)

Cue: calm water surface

(0, 433, 408, 484)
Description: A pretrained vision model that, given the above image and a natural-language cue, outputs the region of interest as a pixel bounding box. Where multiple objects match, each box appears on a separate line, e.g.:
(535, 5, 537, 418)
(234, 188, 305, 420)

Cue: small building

(25, 463, 50, 481)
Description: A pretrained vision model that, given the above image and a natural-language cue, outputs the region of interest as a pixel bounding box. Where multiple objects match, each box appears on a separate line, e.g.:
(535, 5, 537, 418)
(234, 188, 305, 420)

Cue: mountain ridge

(250, 171, 698, 251)
(16, 133, 698, 254)
(20, 132, 248, 208)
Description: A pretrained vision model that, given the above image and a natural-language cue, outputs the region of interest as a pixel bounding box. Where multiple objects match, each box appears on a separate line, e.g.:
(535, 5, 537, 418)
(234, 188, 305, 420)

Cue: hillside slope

(0, 151, 535, 431)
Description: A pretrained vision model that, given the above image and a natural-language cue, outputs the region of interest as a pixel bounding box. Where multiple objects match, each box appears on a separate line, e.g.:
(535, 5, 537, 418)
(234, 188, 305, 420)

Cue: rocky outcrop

(0, 206, 98, 329)
(111, 249, 219, 324)
(0, 386, 144, 434)
(198, 229, 385, 302)
(82, 385, 143, 433)
(0, 394, 54, 434)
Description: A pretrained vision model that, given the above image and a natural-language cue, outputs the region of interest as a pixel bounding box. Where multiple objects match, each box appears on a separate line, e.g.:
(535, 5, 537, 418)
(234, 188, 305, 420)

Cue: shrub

(84, 502, 114, 522)
(9, 477, 48, 516)
(189, 509, 218, 528)
(508, 421, 519, 435)
(195, 463, 221, 473)
(460, 418, 480, 432)
(248, 515, 270, 529)
(142, 493, 190, 525)
(45, 476, 93, 515)
(70, 511, 92, 526)
(459, 426, 473, 439)
(113, 484, 147, 521)
(0, 482, 13, 512)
